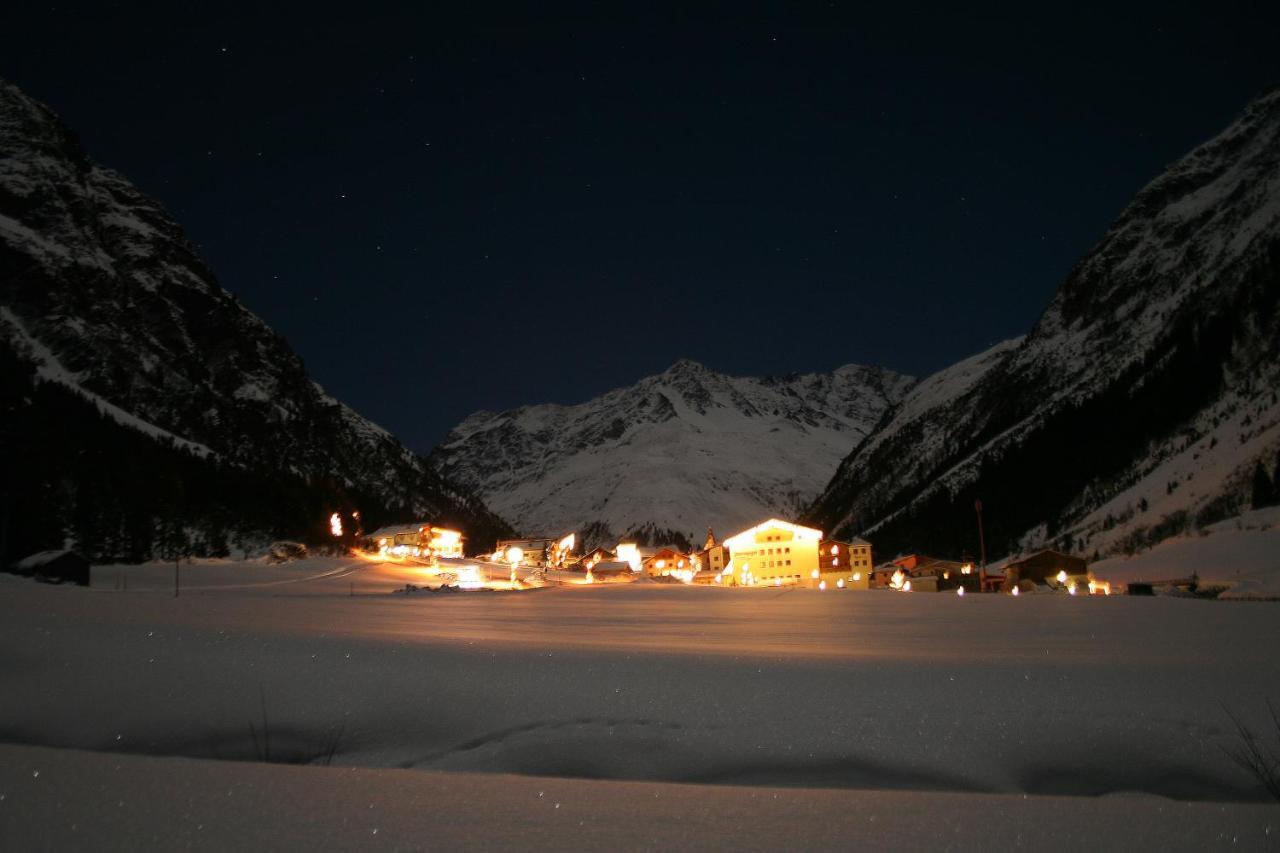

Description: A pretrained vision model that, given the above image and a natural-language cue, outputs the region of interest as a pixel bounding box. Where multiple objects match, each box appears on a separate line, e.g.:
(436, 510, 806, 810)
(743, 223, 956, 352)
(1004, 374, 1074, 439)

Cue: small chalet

(11, 550, 90, 586)
(886, 554, 979, 591)
(496, 538, 554, 567)
(642, 547, 693, 578)
(369, 524, 465, 558)
(574, 547, 616, 571)
(1003, 550, 1089, 591)
(495, 534, 574, 568)
(586, 560, 633, 580)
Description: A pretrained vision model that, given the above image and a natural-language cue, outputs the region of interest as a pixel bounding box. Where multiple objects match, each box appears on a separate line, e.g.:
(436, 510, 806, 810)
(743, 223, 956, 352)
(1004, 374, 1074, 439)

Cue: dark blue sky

(4, 4, 1278, 451)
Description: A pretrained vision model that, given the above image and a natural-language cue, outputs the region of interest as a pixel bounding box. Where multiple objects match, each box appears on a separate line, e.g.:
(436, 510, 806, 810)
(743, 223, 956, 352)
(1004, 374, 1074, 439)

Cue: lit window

(830, 545, 839, 555)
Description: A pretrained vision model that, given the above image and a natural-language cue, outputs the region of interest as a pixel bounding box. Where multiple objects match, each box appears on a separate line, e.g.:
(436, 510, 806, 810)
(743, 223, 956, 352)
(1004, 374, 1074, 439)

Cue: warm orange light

(429, 527, 464, 558)
(617, 543, 641, 572)
(830, 545, 839, 555)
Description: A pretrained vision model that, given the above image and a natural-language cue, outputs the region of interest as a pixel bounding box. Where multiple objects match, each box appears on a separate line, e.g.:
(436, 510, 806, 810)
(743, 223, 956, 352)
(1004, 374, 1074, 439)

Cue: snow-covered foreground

(2, 560, 1278, 849)
(2, 743, 1274, 852)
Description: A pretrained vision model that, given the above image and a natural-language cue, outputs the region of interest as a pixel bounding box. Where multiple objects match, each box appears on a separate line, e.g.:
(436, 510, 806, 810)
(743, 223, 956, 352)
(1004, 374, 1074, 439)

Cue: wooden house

(1003, 550, 1088, 590)
(642, 547, 694, 579)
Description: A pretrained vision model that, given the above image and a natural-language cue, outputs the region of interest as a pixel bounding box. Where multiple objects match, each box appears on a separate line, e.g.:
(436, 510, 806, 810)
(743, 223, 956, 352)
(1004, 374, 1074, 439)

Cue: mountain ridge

(806, 87, 1280, 562)
(0, 77, 510, 562)
(433, 357, 914, 547)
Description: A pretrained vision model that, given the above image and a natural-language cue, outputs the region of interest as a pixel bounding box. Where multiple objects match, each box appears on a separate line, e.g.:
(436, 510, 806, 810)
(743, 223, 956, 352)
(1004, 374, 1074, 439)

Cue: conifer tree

(1253, 461, 1276, 509)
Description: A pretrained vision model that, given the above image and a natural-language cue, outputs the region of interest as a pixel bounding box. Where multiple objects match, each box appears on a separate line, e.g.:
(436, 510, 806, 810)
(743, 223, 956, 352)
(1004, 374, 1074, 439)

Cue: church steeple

(704, 527, 717, 550)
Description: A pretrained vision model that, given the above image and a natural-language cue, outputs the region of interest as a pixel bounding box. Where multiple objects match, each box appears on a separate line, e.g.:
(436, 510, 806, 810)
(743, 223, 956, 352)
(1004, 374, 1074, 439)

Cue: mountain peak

(433, 359, 914, 541)
(660, 358, 712, 378)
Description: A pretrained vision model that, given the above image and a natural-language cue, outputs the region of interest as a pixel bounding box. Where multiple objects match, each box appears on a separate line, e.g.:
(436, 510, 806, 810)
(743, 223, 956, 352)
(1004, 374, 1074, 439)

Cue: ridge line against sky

(4, 4, 1278, 451)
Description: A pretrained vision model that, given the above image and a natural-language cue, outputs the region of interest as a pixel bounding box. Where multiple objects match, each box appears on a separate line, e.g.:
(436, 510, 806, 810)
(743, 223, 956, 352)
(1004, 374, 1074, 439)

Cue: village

(362, 516, 1114, 595)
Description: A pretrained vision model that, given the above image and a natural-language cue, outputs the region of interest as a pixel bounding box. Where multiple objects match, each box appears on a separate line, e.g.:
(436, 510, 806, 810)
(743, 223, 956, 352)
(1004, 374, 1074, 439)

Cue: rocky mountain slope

(807, 87, 1280, 562)
(0, 78, 509, 561)
(433, 359, 913, 547)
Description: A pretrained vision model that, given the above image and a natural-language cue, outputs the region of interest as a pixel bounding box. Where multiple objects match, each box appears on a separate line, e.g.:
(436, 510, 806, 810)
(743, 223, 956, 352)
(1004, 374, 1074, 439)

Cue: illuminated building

(884, 554, 977, 592)
(615, 542, 641, 572)
(818, 538, 872, 590)
(427, 527, 465, 559)
(722, 519, 824, 588)
(642, 547, 693, 579)
(574, 547, 616, 571)
(696, 528, 729, 576)
(494, 533, 577, 568)
(367, 523, 466, 559)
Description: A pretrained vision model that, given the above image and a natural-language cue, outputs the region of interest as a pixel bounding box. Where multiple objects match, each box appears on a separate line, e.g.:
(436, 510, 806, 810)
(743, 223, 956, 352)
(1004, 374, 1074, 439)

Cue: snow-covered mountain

(807, 87, 1280, 562)
(433, 359, 914, 547)
(0, 78, 509, 560)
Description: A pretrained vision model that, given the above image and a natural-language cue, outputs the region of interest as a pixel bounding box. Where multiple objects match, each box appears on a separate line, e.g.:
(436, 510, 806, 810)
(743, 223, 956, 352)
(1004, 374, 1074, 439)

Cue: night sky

(4, 4, 1278, 452)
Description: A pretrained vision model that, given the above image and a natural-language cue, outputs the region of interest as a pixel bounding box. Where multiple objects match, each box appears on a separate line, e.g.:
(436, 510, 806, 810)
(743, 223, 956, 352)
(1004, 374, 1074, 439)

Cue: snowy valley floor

(1, 558, 1279, 850)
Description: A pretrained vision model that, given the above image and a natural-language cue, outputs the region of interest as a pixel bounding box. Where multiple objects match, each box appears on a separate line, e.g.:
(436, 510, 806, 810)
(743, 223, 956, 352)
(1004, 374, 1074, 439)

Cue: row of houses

(489, 519, 876, 590)
(364, 516, 1103, 595)
(880, 549, 1105, 594)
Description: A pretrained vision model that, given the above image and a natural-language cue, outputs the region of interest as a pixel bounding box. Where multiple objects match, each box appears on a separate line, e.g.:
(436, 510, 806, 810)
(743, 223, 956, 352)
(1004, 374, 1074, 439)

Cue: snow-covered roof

(14, 550, 84, 570)
(589, 561, 632, 573)
(723, 519, 824, 550)
(368, 524, 427, 539)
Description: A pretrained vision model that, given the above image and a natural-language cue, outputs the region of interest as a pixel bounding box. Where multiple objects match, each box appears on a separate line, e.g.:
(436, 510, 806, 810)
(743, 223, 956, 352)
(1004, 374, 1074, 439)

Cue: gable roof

(723, 519, 824, 551)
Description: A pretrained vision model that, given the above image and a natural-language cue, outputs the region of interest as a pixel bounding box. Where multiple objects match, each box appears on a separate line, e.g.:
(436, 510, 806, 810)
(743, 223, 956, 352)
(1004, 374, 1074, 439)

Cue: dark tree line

(0, 340, 473, 567)
(1253, 451, 1280, 510)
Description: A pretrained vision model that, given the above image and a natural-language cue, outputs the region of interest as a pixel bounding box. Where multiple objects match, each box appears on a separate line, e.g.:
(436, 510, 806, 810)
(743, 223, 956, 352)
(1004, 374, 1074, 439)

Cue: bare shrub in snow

(1222, 701, 1280, 802)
